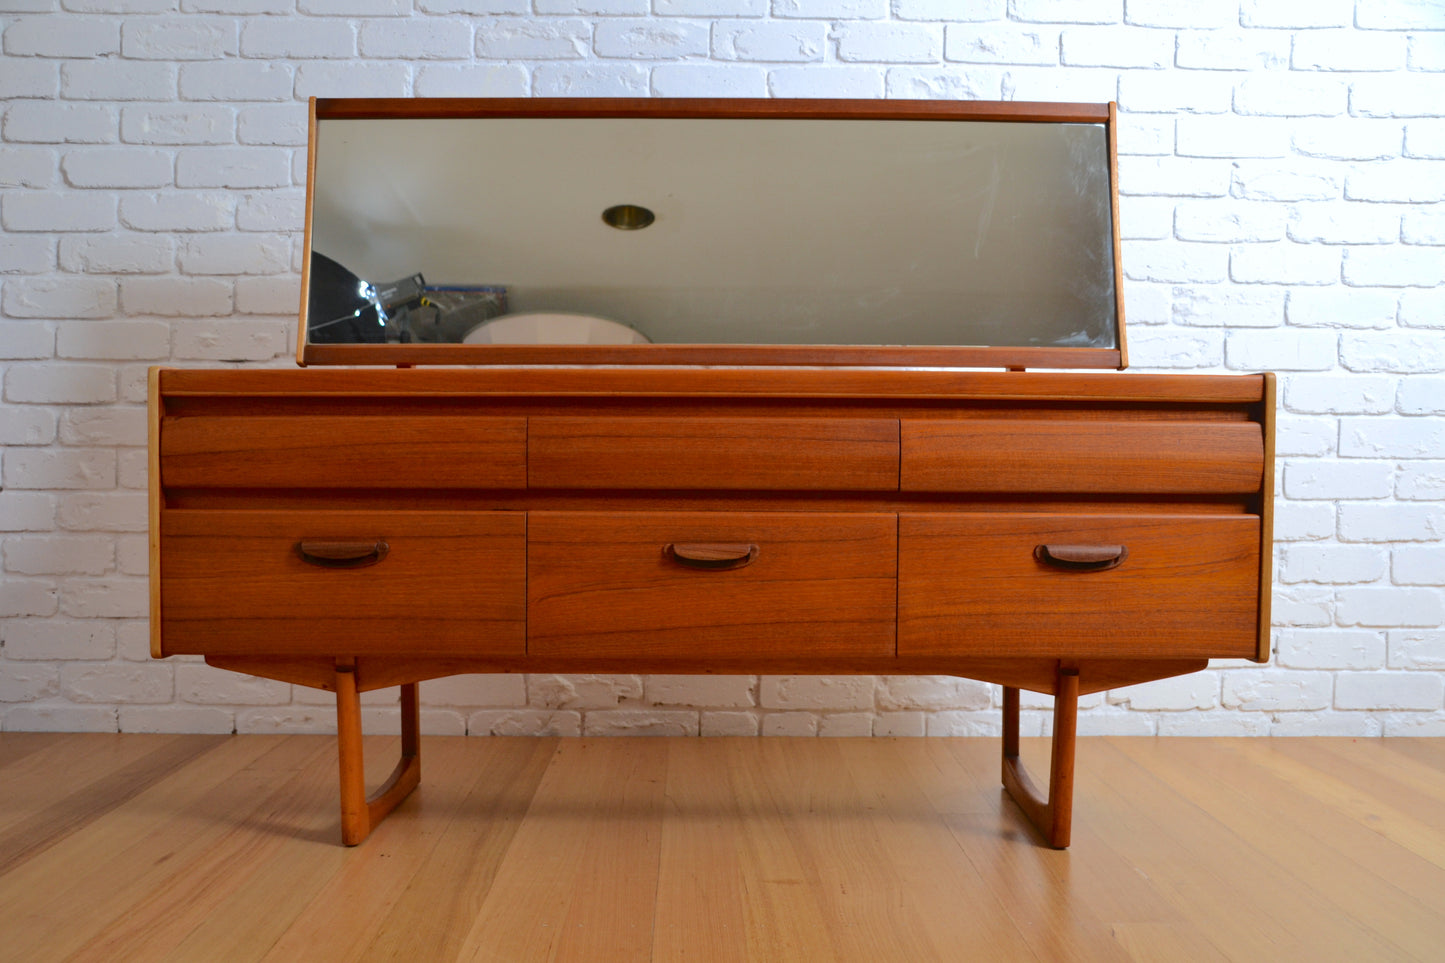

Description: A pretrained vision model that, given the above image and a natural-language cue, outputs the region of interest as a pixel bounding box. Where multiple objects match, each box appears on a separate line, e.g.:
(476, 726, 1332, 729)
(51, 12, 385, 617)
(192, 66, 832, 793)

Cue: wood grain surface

(901, 419, 1264, 494)
(527, 511, 897, 659)
(158, 365, 1269, 405)
(161, 415, 526, 489)
(160, 510, 525, 657)
(2, 734, 1442, 962)
(898, 513, 1261, 659)
(528, 416, 898, 491)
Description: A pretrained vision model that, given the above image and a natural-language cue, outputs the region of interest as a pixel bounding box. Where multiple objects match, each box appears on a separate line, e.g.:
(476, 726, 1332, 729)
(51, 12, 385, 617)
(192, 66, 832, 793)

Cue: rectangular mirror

(299, 99, 1125, 369)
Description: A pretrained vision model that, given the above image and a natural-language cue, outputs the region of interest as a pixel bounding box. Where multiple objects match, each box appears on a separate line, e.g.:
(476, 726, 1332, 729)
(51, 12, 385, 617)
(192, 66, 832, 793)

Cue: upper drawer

(528, 417, 899, 491)
(901, 419, 1264, 494)
(161, 415, 526, 489)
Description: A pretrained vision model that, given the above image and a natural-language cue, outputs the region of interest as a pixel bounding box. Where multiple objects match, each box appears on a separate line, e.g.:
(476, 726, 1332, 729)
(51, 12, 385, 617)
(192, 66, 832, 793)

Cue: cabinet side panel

(149, 368, 164, 658)
(1257, 372, 1277, 663)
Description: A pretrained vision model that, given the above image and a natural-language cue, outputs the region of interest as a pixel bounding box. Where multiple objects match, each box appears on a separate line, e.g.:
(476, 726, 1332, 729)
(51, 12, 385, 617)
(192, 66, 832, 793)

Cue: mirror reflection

(306, 116, 1117, 350)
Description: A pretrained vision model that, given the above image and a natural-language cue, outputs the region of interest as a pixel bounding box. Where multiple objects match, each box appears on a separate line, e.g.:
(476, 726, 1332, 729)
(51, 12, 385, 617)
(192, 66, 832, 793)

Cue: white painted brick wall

(2, 3, 1442, 738)
(585, 709, 698, 736)
(122, 277, 232, 316)
(1392, 629, 1445, 670)
(1177, 31, 1287, 71)
(1111, 671, 1220, 711)
(1286, 288, 1398, 328)
(1284, 460, 1395, 500)
(469, 708, 582, 736)
(529, 672, 642, 709)
(651, 63, 767, 95)
(835, 22, 941, 63)
(759, 675, 875, 710)
(532, 61, 649, 95)
(645, 675, 755, 707)
(476, 18, 591, 59)
(714, 21, 826, 61)
(1395, 547, 1445, 585)
(1397, 463, 1445, 502)
(768, 65, 882, 97)
(7, 623, 114, 664)
(415, 63, 532, 96)
(56, 492, 148, 532)
(120, 20, 239, 61)
(593, 20, 711, 59)
(1061, 26, 1169, 68)
(1277, 629, 1386, 670)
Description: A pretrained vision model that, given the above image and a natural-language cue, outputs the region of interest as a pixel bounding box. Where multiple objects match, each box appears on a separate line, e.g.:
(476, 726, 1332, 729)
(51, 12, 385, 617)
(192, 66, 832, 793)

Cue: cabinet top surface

(155, 366, 1268, 404)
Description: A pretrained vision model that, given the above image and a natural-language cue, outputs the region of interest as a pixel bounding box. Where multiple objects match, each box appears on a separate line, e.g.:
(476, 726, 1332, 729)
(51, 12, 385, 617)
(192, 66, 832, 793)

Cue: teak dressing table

(149, 98, 1275, 848)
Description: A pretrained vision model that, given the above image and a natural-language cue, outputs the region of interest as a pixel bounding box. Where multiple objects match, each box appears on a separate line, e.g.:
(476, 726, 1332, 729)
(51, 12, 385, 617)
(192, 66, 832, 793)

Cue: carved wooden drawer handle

(1034, 544, 1128, 572)
(296, 539, 390, 569)
(664, 542, 760, 571)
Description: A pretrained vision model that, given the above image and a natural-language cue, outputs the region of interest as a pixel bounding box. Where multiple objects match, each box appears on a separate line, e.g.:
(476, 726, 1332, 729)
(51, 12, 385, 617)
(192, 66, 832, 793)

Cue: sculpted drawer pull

(664, 542, 760, 571)
(1034, 544, 1128, 572)
(296, 539, 390, 569)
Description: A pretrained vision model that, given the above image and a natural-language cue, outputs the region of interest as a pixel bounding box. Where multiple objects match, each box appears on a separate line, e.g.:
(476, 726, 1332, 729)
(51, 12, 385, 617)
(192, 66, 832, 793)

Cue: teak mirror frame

(296, 97, 1129, 371)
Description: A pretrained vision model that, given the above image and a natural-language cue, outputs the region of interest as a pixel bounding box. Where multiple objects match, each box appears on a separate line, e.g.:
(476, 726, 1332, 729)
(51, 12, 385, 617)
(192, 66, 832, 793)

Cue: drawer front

(900, 420, 1264, 494)
(528, 417, 898, 491)
(528, 511, 897, 659)
(159, 510, 525, 657)
(899, 513, 1260, 659)
(162, 415, 527, 489)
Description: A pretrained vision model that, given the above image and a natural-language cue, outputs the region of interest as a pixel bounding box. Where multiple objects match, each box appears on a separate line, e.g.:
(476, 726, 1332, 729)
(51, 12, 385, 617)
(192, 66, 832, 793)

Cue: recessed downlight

(602, 204, 655, 230)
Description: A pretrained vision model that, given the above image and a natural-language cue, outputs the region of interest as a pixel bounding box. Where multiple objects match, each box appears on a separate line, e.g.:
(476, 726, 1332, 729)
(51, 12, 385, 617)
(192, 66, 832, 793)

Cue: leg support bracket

(335, 668, 421, 846)
(1001, 665, 1079, 849)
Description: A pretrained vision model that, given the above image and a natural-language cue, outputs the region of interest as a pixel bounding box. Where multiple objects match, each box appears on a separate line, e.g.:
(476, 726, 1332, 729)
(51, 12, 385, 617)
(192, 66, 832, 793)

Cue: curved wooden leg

(1001, 665, 1079, 849)
(336, 667, 422, 846)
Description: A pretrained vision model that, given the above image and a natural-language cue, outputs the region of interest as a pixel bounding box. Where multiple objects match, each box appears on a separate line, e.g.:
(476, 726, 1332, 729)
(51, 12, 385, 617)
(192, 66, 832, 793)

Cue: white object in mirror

(462, 312, 651, 345)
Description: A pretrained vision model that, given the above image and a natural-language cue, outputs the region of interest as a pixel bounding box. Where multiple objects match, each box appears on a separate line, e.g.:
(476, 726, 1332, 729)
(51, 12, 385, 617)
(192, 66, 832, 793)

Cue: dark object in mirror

(307, 252, 384, 344)
(411, 287, 509, 343)
(308, 252, 506, 344)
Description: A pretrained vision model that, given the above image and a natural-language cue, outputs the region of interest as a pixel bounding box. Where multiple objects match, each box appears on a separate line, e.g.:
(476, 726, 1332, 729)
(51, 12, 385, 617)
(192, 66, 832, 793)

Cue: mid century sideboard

(148, 98, 1274, 848)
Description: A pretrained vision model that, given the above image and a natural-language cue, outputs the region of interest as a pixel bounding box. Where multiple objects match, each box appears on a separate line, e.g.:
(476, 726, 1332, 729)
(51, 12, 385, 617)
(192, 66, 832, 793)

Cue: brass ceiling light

(601, 204, 655, 230)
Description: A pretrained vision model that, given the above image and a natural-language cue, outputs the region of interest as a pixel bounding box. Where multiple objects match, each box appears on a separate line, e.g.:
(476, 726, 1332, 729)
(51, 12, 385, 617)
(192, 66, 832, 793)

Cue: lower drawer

(898, 513, 1261, 659)
(527, 511, 897, 660)
(159, 510, 526, 657)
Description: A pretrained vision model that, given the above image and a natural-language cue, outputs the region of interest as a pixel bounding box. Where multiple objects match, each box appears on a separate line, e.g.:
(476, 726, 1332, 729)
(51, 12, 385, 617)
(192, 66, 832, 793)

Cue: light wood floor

(1, 734, 1442, 962)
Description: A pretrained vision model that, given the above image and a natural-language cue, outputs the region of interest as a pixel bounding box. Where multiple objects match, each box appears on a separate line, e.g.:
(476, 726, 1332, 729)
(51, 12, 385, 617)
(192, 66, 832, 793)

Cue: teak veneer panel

(528, 417, 899, 491)
(527, 511, 897, 660)
(161, 415, 526, 489)
(159, 510, 525, 657)
(898, 513, 1260, 659)
(901, 420, 1264, 494)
